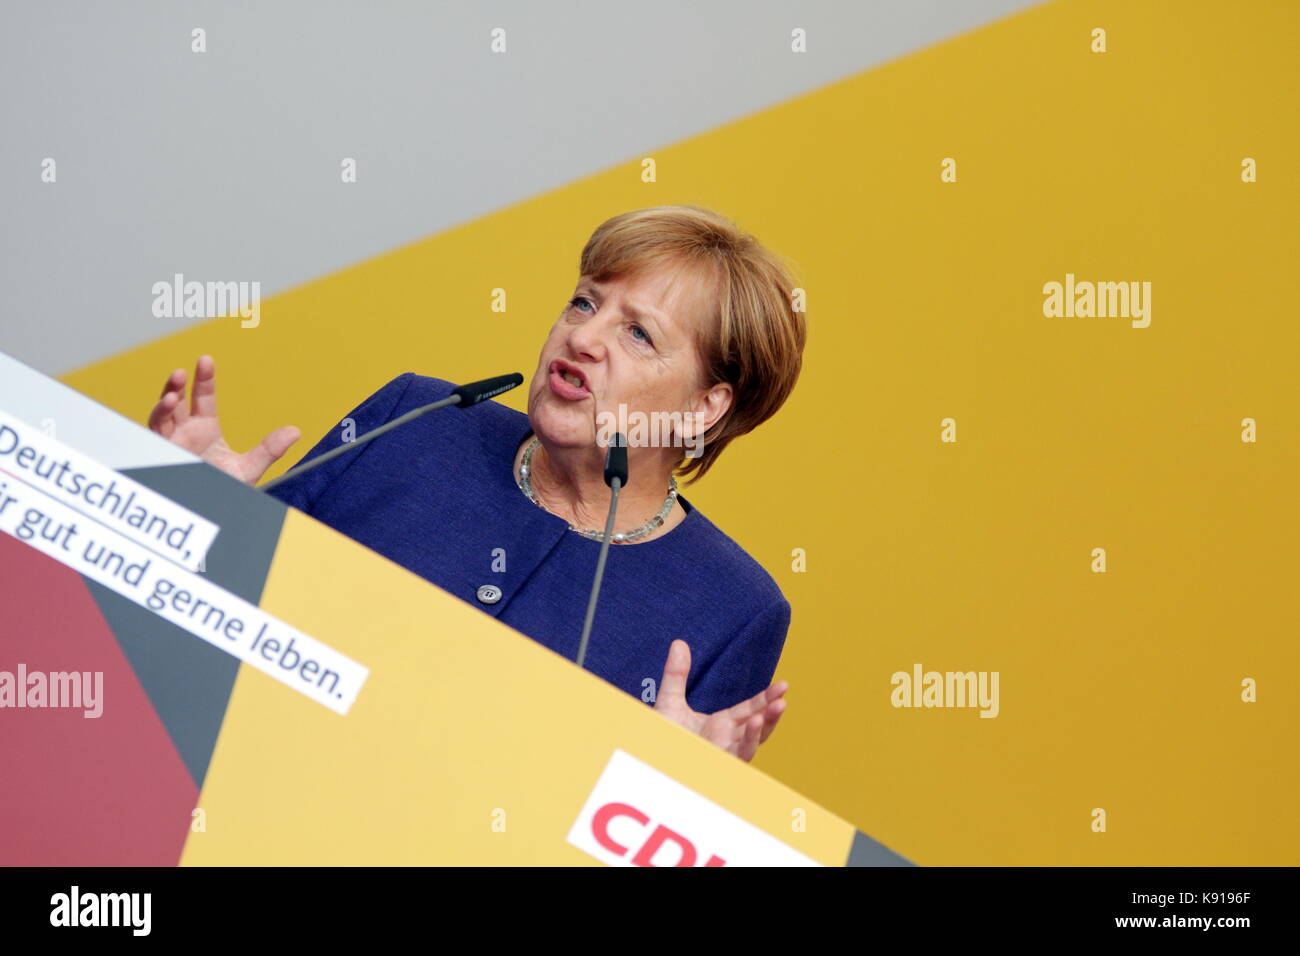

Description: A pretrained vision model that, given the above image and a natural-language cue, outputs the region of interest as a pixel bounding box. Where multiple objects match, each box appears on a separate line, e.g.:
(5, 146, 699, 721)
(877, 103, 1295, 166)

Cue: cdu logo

(567, 749, 820, 867)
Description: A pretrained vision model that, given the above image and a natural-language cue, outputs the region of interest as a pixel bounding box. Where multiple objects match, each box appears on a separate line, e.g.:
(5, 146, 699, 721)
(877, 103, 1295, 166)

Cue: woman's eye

(566, 296, 652, 346)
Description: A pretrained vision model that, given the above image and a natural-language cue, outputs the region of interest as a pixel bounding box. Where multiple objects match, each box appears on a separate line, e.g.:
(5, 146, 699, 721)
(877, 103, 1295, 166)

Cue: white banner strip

(0, 412, 218, 572)
(568, 749, 822, 867)
(0, 468, 368, 715)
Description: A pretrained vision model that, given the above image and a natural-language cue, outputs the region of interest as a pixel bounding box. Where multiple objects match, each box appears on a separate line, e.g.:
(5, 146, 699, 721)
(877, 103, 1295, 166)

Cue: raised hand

(653, 639, 788, 762)
(147, 354, 301, 485)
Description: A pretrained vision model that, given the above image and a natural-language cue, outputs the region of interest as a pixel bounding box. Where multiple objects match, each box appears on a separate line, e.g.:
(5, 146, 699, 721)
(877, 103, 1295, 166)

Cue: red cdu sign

(591, 801, 727, 867)
(567, 749, 821, 867)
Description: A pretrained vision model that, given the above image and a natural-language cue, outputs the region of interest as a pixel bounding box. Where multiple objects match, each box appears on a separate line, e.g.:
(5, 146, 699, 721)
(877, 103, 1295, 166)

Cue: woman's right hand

(147, 355, 301, 486)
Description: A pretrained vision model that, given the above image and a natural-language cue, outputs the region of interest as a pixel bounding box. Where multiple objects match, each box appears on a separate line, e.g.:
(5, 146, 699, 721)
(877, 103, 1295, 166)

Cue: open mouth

(549, 360, 590, 399)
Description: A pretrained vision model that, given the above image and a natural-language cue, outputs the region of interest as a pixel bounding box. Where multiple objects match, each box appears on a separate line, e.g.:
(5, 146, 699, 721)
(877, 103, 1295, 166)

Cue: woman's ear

(683, 382, 733, 440)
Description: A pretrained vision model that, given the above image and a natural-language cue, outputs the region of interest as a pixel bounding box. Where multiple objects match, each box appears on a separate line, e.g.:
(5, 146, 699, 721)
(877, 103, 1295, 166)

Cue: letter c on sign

(592, 801, 649, 857)
(632, 824, 699, 868)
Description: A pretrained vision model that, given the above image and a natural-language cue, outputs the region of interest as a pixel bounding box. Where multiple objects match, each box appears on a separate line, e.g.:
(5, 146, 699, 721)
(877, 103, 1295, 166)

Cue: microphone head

(451, 373, 524, 407)
(603, 432, 628, 489)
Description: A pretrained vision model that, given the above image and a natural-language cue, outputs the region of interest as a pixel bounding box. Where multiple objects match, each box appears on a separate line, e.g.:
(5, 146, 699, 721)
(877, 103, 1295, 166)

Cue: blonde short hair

(577, 205, 807, 484)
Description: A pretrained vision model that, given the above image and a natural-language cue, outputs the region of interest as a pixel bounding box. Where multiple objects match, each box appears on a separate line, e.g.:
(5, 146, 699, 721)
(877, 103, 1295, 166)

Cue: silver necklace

(516, 437, 677, 544)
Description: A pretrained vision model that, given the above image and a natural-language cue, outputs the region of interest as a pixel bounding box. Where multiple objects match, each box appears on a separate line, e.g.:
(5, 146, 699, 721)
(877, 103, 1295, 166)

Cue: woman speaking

(147, 206, 807, 762)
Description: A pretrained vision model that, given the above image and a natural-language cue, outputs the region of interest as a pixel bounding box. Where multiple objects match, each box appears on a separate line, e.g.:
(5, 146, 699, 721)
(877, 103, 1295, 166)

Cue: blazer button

(476, 584, 502, 605)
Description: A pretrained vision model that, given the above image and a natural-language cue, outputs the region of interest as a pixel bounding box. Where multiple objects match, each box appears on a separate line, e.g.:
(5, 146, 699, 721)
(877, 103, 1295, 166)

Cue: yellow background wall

(66, 0, 1299, 864)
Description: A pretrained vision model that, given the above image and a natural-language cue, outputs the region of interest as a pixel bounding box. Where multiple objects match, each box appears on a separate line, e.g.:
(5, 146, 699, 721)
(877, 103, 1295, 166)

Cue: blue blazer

(264, 373, 791, 714)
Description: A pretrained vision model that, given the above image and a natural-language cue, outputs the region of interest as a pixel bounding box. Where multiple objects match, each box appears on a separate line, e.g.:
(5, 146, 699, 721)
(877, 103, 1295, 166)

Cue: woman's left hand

(653, 639, 788, 762)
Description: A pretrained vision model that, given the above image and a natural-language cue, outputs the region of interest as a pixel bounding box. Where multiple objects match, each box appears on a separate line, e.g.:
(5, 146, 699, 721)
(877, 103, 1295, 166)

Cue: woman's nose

(567, 313, 611, 361)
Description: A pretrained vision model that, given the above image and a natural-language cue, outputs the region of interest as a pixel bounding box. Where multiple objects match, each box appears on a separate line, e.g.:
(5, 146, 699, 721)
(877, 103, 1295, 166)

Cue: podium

(0, 349, 913, 866)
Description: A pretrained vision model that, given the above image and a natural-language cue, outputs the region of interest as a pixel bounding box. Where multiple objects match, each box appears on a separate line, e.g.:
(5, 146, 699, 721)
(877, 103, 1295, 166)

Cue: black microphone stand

(260, 373, 521, 491)
(576, 433, 627, 669)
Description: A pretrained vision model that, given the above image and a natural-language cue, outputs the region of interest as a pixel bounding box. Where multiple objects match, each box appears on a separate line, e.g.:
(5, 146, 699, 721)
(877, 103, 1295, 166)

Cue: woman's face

(527, 263, 727, 458)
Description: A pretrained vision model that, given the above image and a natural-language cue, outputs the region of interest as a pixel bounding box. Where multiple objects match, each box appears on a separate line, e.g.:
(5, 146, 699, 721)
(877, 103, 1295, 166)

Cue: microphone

(450, 372, 526, 407)
(603, 435, 628, 488)
(575, 432, 627, 669)
(260, 372, 523, 491)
